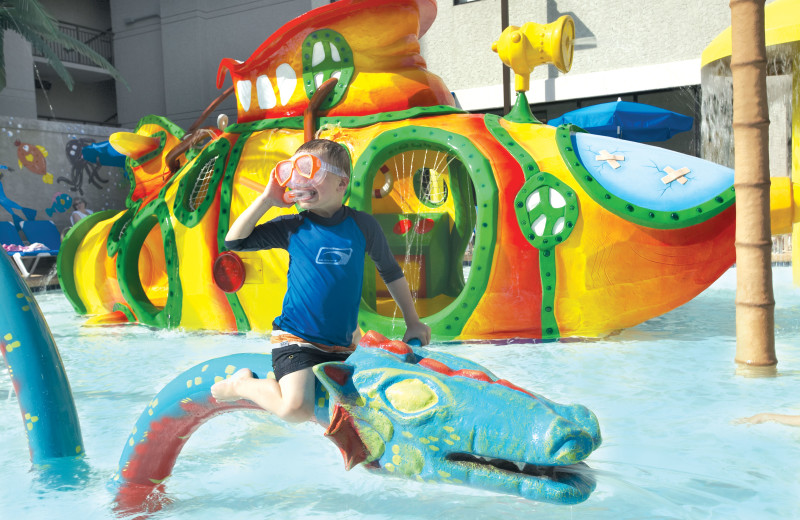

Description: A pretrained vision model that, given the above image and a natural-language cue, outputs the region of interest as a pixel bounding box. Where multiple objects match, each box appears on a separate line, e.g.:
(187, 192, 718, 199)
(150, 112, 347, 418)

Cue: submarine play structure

(57, 0, 799, 342)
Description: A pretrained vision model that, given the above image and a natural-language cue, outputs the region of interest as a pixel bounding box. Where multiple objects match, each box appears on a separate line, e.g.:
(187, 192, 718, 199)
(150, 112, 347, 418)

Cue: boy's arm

(226, 175, 290, 242)
(386, 276, 431, 345)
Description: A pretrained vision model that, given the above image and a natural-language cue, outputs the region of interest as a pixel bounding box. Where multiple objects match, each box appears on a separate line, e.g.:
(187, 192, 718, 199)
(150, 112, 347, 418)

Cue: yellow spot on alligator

(194, 377, 202, 385)
(444, 439, 454, 445)
(402, 432, 413, 439)
(419, 438, 429, 444)
(318, 397, 325, 408)
(450, 433, 461, 441)
(214, 376, 223, 383)
(6, 341, 20, 353)
(22, 306, 29, 312)
(201, 364, 209, 372)
(428, 436, 439, 442)
(128, 437, 134, 446)
(15, 293, 23, 299)
(76, 446, 82, 454)
(385, 379, 438, 413)
(428, 445, 439, 451)
(3, 333, 11, 340)
(148, 409, 153, 416)
(151, 398, 158, 407)
(443, 426, 454, 432)
(131, 426, 137, 435)
(225, 365, 236, 375)
(186, 380, 193, 388)
(452, 478, 463, 484)
(385, 463, 395, 472)
(181, 398, 192, 403)
(438, 470, 451, 478)
(389, 444, 424, 476)
(355, 396, 366, 406)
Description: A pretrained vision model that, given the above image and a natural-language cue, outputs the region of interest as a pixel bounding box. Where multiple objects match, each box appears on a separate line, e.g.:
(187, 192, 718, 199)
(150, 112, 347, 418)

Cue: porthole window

(413, 167, 449, 208)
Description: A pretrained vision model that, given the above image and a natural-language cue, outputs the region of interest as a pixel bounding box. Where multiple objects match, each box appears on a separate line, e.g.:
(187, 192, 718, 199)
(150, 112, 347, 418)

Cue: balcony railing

(32, 21, 114, 67)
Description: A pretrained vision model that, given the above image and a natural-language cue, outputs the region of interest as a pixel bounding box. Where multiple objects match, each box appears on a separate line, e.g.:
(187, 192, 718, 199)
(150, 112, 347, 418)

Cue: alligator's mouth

(445, 452, 596, 502)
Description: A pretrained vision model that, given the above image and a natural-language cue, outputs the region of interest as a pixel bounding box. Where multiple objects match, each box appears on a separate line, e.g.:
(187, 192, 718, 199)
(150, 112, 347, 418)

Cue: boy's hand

(403, 320, 431, 346)
(260, 173, 292, 208)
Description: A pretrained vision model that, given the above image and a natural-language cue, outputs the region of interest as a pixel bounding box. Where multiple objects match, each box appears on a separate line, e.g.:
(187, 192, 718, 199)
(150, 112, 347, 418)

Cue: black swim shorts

(271, 344, 351, 381)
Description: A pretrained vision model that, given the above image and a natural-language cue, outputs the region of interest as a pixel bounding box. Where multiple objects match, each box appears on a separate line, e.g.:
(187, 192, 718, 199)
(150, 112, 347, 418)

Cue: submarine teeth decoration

(58, 0, 782, 340)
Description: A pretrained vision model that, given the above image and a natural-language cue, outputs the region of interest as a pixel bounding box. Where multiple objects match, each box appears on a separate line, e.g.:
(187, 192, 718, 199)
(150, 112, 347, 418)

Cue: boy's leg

(210, 366, 316, 423)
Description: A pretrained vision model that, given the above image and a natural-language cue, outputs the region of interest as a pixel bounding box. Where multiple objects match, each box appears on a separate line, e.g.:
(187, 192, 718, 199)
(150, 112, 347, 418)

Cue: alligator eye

(384, 378, 438, 413)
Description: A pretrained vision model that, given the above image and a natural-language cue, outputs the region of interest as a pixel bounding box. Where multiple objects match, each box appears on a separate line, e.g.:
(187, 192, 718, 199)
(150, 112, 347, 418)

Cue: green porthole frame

(216, 132, 254, 332)
(301, 29, 354, 111)
(106, 204, 139, 258)
(115, 200, 182, 329)
(173, 138, 232, 228)
(349, 125, 498, 340)
(555, 124, 735, 229)
(514, 173, 579, 250)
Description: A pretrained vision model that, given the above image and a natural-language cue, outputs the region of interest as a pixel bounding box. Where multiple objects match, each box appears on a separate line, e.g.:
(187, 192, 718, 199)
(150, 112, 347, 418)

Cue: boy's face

(293, 156, 348, 215)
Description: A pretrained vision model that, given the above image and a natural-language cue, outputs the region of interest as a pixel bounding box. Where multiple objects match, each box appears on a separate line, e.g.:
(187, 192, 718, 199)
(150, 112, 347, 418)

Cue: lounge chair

(1, 220, 60, 277)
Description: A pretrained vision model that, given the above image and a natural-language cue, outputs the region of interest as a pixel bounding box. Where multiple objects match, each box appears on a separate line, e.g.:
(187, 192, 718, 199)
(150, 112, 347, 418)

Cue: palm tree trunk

(730, 0, 777, 368)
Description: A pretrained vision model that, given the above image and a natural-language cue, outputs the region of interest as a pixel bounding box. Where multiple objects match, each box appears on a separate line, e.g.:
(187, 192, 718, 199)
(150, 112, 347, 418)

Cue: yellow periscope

(492, 16, 575, 92)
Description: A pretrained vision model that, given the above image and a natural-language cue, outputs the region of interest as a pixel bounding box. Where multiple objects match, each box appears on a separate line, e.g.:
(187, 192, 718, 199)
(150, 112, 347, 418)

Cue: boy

(211, 139, 430, 422)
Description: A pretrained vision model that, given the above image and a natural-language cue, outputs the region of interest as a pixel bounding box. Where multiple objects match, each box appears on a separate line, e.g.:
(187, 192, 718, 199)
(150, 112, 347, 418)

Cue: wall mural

(0, 175, 37, 226)
(0, 118, 129, 238)
(14, 140, 53, 184)
(61, 138, 109, 195)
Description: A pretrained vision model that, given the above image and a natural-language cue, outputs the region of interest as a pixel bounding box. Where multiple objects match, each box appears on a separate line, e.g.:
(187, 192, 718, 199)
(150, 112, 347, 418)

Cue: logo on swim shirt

(315, 247, 353, 265)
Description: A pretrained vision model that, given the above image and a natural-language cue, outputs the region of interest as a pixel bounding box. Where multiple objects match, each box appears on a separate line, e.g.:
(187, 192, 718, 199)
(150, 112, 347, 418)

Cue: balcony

(32, 20, 114, 68)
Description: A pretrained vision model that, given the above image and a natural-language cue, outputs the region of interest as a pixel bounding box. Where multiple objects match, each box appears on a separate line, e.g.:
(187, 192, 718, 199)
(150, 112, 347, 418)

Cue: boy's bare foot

(210, 368, 253, 401)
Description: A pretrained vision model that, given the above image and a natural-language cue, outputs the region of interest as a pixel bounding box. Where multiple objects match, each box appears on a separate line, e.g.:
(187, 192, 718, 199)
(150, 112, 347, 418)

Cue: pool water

(1, 267, 798, 519)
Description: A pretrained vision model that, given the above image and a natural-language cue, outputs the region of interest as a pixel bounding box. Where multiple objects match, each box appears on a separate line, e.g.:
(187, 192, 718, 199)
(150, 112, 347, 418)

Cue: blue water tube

(0, 253, 84, 463)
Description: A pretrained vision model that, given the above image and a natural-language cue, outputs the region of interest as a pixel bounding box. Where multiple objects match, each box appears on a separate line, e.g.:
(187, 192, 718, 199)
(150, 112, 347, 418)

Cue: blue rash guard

(225, 206, 403, 347)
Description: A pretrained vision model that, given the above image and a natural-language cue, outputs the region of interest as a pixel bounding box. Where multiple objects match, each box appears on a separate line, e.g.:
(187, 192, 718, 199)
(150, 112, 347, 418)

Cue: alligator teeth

(256, 75, 276, 109)
(275, 63, 297, 105)
(237, 80, 252, 111)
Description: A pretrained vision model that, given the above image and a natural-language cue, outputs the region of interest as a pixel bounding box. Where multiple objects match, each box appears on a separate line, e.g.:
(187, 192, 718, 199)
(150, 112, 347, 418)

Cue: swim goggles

(272, 153, 346, 189)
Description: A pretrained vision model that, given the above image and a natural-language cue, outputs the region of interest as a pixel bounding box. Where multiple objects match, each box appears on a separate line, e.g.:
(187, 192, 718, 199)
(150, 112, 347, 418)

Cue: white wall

(0, 32, 37, 119)
(111, 0, 314, 129)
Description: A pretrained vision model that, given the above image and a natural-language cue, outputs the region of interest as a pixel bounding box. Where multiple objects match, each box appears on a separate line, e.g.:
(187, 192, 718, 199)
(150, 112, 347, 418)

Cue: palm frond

(0, 0, 127, 91)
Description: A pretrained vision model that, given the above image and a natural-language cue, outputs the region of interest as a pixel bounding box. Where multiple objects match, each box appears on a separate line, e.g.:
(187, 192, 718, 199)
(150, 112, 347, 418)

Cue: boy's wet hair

(295, 139, 351, 177)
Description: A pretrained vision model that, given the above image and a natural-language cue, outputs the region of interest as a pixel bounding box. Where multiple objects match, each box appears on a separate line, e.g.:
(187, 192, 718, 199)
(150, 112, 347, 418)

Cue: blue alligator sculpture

(114, 331, 600, 508)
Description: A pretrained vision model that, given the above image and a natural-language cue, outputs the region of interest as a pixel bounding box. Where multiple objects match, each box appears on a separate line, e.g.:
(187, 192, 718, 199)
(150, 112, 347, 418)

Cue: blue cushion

(20, 220, 61, 251)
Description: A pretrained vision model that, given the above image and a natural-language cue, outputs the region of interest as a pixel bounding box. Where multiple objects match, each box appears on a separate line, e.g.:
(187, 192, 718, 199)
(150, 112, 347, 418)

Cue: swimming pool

(1, 266, 798, 519)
